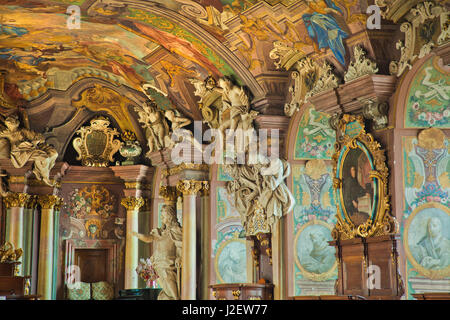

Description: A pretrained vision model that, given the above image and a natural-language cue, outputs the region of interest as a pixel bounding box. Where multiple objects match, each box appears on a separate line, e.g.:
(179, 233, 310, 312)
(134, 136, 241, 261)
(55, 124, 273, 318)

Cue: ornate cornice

(3, 193, 31, 208)
(120, 196, 145, 210)
(161, 163, 209, 178)
(176, 180, 205, 195)
(37, 195, 63, 210)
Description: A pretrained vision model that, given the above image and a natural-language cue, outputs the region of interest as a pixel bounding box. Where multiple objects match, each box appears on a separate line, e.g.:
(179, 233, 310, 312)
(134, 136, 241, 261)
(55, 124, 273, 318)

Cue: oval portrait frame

(332, 114, 397, 240)
(214, 238, 247, 284)
(336, 140, 379, 225)
(404, 202, 450, 279)
(294, 219, 338, 281)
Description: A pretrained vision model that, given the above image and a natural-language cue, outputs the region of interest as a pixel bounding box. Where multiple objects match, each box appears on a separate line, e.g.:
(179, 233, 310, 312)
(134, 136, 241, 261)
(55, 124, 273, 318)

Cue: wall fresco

(405, 56, 450, 128)
(292, 160, 337, 295)
(402, 128, 450, 299)
(294, 106, 335, 160)
(214, 186, 246, 284)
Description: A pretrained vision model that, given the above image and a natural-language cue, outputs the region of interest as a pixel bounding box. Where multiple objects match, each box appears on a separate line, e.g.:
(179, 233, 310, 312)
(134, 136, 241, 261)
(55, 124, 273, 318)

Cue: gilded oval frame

(332, 114, 397, 240)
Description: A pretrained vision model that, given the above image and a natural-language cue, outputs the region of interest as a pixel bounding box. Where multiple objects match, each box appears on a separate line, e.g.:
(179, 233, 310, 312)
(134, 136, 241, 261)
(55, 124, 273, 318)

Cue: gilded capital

(159, 185, 180, 203)
(25, 195, 38, 209)
(120, 196, 145, 210)
(37, 195, 63, 210)
(3, 193, 31, 208)
(176, 180, 204, 195)
(200, 181, 210, 197)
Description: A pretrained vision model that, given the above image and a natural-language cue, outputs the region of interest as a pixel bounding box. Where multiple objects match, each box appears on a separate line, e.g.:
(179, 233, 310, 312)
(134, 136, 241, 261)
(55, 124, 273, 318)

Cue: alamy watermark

(366, 5, 381, 30)
(169, 121, 280, 166)
(367, 264, 381, 290)
(65, 264, 81, 290)
(66, 5, 81, 30)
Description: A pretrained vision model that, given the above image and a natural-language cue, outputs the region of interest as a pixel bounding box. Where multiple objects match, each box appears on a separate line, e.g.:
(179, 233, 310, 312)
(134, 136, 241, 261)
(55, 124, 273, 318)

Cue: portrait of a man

(411, 216, 450, 270)
(342, 148, 373, 225)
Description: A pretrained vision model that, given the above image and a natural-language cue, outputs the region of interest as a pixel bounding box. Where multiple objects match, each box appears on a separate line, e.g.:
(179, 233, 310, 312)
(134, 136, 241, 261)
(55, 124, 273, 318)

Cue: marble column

(176, 180, 204, 300)
(37, 195, 62, 300)
(3, 192, 31, 276)
(121, 196, 144, 289)
(272, 218, 285, 300)
(199, 182, 210, 300)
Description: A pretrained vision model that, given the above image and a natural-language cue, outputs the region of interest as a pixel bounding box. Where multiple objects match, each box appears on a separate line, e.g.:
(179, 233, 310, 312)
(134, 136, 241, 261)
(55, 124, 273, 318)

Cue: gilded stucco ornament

(344, 46, 378, 83)
(361, 98, 389, 130)
(269, 41, 305, 70)
(284, 57, 321, 116)
(0, 242, 22, 263)
(331, 114, 398, 240)
(305, 62, 339, 99)
(73, 116, 121, 167)
(120, 196, 145, 210)
(389, 2, 447, 77)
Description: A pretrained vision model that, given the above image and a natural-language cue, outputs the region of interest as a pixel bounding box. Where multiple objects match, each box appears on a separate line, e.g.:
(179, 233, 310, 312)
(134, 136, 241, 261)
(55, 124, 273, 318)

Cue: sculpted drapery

(0, 114, 58, 186)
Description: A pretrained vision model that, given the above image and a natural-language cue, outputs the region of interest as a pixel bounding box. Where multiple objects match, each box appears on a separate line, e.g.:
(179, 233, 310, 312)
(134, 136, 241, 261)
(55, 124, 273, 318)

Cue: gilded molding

(344, 46, 378, 83)
(162, 163, 209, 178)
(3, 193, 31, 208)
(176, 180, 204, 195)
(361, 98, 389, 130)
(37, 195, 63, 210)
(124, 181, 151, 191)
(120, 196, 145, 211)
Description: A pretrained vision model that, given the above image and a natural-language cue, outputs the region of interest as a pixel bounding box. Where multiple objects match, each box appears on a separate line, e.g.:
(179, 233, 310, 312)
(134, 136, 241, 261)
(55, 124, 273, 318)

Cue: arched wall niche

(389, 44, 450, 300)
(25, 78, 150, 161)
(284, 101, 338, 298)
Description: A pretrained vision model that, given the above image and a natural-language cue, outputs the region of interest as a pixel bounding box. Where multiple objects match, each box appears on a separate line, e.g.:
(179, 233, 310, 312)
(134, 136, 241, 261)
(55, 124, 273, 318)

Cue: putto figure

(135, 100, 170, 156)
(0, 114, 58, 186)
(131, 204, 182, 300)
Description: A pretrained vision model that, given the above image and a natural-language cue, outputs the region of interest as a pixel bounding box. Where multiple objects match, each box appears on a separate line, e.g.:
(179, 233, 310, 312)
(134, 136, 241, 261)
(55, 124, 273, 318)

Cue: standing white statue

(131, 204, 182, 300)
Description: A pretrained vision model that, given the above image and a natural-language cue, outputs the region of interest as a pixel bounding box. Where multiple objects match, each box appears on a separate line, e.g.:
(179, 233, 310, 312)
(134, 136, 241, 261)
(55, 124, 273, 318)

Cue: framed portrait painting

(332, 114, 397, 240)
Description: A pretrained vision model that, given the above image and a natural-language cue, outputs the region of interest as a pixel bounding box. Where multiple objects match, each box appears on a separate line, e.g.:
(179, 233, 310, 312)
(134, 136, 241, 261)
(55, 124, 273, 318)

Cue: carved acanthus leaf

(344, 46, 378, 83)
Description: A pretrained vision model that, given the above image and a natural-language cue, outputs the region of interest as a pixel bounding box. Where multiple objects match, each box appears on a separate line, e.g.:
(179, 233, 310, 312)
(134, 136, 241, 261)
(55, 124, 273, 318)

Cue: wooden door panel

(74, 249, 108, 283)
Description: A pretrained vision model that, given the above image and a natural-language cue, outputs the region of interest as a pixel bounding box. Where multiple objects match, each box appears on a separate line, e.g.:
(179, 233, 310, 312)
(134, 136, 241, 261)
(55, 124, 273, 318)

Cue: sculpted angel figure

(217, 76, 251, 140)
(0, 114, 58, 186)
(134, 100, 170, 156)
(131, 204, 182, 300)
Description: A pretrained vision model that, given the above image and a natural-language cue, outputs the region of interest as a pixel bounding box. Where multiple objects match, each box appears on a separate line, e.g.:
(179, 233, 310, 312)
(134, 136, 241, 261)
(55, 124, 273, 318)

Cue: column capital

(159, 186, 180, 203)
(3, 192, 31, 208)
(121, 196, 145, 211)
(37, 195, 63, 210)
(200, 181, 210, 197)
(176, 180, 206, 195)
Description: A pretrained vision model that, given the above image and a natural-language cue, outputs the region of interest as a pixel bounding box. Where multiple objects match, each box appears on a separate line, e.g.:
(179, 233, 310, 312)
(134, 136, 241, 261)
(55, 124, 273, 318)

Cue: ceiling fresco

(0, 0, 373, 118)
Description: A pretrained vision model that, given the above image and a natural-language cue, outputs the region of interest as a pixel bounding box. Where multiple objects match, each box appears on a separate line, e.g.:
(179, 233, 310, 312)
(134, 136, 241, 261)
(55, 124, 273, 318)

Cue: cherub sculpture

(134, 100, 170, 156)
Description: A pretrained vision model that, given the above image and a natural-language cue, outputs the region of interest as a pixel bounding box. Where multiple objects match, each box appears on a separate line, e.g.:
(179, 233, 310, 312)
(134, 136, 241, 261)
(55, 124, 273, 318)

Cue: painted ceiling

(0, 0, 369, 117)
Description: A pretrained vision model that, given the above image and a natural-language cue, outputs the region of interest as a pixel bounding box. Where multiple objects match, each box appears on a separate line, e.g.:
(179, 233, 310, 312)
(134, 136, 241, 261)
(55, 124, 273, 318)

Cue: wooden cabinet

(210, 283, 274, 300)
(330, 234, 403, 299)
(0, 262, 38, 299)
